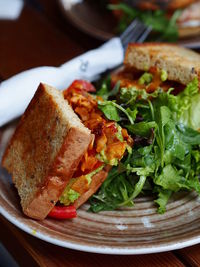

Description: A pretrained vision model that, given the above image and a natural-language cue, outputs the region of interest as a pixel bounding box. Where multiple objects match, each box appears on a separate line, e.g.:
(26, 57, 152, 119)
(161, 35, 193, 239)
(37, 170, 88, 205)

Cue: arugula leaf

(126, 107, 138, 122)
(164, 120, 189, 162)
(98, 101, 120, 121)
(154, 105, 171, 167)
(127, 121, 157, 137)
(97, 79, 120, 100)
(108, 82, 121, 98)
(98, 100, 134, 124)
(96, 77, 110, 99)
(89, 167, 135, 212)
(118, 175, 146, 206)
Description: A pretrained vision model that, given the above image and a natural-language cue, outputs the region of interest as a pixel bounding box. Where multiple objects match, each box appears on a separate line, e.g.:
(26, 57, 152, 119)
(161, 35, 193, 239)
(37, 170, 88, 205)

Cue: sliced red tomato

(48, 205, 77, 219)
(67, 80, 96, 93)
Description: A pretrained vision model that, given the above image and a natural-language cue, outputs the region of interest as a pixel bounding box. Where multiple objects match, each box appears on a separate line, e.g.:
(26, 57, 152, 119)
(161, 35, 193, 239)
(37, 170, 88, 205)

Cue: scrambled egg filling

(59, 81, 133, 206)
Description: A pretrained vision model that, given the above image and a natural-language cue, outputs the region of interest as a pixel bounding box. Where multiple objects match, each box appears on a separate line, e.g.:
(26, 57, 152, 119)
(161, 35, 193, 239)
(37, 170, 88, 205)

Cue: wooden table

(1, 1, 200, 266)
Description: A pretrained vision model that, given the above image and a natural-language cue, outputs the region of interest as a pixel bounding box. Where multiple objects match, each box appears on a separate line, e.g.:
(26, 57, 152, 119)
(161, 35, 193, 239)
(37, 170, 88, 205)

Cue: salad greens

(108, 3, 181, 41)
(90, 77, 200, 214)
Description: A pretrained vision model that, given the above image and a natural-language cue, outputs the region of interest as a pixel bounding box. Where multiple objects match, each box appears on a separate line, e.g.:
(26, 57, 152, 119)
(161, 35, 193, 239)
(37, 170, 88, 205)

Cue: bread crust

(74, 166, 111, 209)
(178, 26, 200, 38)
(24, 127, 93, 219)
(124, 43, 200, 87)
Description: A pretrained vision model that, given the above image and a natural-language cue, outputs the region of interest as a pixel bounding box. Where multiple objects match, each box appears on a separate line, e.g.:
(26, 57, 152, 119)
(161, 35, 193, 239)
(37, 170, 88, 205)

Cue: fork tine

(120, 19, 139, 42)
(122, 23, 147, 48)
(127, 23, 147, 42)
(120, 19, 152, 49)
(121, 22, 144, 46)
(136, 26, 152, 43)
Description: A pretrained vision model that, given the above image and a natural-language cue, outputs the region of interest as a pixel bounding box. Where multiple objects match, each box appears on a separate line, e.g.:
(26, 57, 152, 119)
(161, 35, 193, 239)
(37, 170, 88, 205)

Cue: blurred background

(0, 0, 199, 82)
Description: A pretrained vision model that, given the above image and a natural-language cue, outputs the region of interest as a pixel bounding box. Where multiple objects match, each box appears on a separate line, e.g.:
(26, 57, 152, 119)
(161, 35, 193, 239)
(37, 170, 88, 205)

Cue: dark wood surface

(1, 1, 200, 266)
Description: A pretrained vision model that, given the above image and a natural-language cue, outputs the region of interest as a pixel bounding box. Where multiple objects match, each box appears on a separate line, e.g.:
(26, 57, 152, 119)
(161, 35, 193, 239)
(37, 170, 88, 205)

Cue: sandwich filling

(59, 81, 133, 206)
(111, 66, 186, 95)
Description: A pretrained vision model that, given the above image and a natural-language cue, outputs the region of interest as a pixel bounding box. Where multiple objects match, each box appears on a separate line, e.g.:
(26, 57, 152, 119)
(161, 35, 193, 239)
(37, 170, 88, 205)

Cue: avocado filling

(138, 72, 153, 85)
(96, 149, 118, 166)
(96, 123, 127, 166)
(59, 165, 104, 206)
(160, 69, 168, 82)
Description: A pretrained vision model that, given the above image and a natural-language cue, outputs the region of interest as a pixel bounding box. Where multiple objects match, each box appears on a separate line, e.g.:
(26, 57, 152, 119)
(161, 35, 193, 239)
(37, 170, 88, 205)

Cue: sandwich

(112, 43, 200, 88)
(176, 1, 200, 38)
(2, 82, 132, 220)
(2, 43, 200, 218)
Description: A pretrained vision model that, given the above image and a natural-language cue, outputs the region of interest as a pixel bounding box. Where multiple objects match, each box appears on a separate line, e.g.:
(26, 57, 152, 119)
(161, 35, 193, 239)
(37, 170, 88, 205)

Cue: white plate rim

(1, 204, 200, 255)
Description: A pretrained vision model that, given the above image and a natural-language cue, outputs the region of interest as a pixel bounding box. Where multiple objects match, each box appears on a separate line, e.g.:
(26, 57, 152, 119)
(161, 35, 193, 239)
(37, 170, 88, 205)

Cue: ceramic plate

(1, 122, 200, 254)
(57, 0, 200, 49)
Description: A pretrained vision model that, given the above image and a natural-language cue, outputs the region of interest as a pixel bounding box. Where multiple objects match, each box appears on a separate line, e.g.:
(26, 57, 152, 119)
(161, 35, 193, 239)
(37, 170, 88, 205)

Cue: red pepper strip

(68, 80, 96, 92)
(48, 206, 77, 219)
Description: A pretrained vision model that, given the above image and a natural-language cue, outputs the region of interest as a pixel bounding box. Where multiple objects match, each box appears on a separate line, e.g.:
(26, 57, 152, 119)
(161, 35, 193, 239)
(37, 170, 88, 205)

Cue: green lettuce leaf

(176, 78, 200, 130)
(177, 124, 200, 145)
(179, 94, 200, 131)
(154, 188, 172, 214)
(154, 164, 188, 192)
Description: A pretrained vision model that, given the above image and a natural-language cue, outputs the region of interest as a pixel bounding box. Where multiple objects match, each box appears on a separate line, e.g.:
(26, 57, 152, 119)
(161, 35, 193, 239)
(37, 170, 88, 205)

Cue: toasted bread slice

(2, 83, 92, 220)
(178, 26, 200, 38)
(168, 0, 197, 10)
(124, 43, 200, 86)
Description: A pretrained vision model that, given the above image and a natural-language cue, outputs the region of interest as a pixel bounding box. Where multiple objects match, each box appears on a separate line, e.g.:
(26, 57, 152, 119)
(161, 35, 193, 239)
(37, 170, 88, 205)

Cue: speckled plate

(1, 122, 200, 255)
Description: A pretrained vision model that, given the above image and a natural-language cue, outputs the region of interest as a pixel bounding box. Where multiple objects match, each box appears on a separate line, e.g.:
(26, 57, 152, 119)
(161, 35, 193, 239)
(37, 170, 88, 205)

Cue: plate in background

(57, 0, 200, 49)
(1, 122, 200, 254)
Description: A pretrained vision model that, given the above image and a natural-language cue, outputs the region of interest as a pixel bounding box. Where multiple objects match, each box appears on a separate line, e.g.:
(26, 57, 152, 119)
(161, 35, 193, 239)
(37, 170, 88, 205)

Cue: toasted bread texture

(2, 83, 92, 220)
(124, 43, 200, 86)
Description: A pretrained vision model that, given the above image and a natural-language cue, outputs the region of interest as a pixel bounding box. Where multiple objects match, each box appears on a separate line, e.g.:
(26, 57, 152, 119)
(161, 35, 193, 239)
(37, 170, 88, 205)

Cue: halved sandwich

(2, 82, 132, 220)
(88, 43, 200, 214)
(112, 43, 200, 92)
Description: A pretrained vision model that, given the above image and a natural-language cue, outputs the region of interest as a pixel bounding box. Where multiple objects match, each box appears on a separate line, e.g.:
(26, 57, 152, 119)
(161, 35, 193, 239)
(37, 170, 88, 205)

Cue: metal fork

(120, 19, 152, 50)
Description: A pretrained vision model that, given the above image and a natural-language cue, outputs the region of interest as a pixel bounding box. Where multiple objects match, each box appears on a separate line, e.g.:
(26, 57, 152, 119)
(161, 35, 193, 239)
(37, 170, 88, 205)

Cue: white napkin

(0, 38, 123, 127)
(0, 0, 24, 20)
